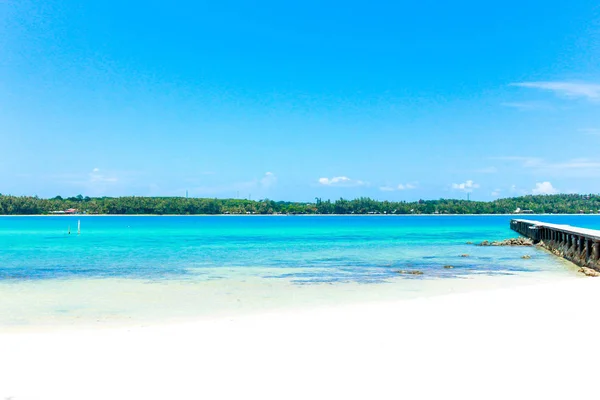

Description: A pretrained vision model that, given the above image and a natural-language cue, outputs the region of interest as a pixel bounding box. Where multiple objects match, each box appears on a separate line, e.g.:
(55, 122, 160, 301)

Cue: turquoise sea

(1, 215, 599, 328)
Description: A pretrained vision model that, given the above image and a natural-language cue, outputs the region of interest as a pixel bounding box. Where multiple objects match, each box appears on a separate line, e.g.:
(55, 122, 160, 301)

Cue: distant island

(1, 194, 599, 215)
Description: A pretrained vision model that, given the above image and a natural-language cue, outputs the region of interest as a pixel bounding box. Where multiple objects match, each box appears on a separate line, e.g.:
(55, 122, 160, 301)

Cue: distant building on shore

(49, 208, 79, 215)
(514, 208, 534, 214)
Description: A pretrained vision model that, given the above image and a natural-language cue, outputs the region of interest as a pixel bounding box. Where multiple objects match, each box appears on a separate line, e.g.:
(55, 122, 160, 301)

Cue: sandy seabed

(1, 276, 600, 400)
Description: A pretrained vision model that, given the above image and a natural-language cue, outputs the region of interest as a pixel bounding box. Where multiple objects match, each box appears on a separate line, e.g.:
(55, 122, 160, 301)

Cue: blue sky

(1, 0, 599, 201)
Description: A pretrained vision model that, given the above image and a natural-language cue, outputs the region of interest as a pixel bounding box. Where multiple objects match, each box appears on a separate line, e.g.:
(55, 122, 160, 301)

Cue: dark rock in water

(460, 254, 470, 257)
(521, 255, 532, 259)
(396, 270, 424, 275)
(579, 267, 600, 277)
(443, 265, 454, 269)
(479, 238, 533, 247)
(466, 241, 473, 245)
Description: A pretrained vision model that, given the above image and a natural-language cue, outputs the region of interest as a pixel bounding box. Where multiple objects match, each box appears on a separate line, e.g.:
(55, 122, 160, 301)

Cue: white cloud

(554, 159, 600, 170)
(452, 180, 479, 193)
(49, 168, 124, 196)
(532, 182, 559, 195)
(491, 189, 501, 197)
(318, 176, 366, 187)
(260, 172, 277, 188)
(399, 183, 416, 190)
(378, 183, 417, 192)
(512, 81, 600, 101)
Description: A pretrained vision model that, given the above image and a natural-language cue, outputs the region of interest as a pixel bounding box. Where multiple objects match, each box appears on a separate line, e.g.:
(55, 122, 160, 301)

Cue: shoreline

(0, 267, 583, 333)
(2, 213, 600, 217)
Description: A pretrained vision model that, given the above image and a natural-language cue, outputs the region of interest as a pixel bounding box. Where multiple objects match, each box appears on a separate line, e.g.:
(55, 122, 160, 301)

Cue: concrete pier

(511, 219, 600, 272)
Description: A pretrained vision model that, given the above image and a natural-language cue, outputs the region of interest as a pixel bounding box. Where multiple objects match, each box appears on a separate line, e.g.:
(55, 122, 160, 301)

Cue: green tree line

(0, 194, 599, 215)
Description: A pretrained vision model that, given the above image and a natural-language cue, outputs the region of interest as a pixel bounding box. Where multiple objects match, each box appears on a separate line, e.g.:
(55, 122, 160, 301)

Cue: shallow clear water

(1, 215, 599, 283)
(1, 215, 597, 328)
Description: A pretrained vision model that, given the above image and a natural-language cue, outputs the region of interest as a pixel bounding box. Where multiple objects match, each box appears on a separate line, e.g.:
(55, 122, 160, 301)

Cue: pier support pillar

(593, 242, 600, 262)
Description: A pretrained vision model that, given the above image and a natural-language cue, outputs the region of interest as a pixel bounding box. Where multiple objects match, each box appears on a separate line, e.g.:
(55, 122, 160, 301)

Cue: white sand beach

(2, 276, 600, 400)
